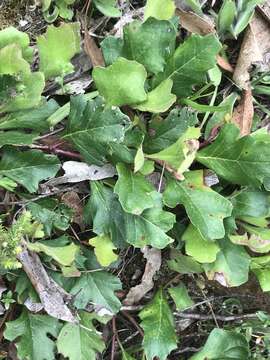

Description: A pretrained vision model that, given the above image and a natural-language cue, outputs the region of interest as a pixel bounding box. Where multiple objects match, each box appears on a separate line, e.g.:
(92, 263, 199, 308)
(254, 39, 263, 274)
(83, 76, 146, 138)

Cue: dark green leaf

(0, 147, 60, 193)
(163, 170, 233, 240)
(64, 95, 131, 165)
(197, 124, 270, 187)
(139, 289, 177, 360)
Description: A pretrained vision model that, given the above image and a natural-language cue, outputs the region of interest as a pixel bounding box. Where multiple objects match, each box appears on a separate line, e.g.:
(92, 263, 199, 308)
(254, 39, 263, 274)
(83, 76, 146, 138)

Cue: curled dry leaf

(233, 12, 270, 89)
(232, 88, 254, 136)
(17, 248, 77, 323)
(84, 29, 105, 67)
(124, 246, 161, 305)
(46, 161, 116, 186)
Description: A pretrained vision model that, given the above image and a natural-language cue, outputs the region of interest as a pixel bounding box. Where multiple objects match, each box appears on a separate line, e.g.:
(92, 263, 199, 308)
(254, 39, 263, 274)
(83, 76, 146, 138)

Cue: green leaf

(85, 181, 127, 248)
(70, 271, 122, 313)
(183, 224, 220, 263)
(4, 310, 61, 360)
(93, 58, 147, 106)
(163, 170, 233, 240)
(204, 92, 238, 139)
(231, 189, 270, 218)
(144, 0, 176, 20)
(147, 127, 200, 176)
(168, 249, 203, 274)
(218, 0, 236, 34)
(27, 201, 72, 236)
(0, 99, 59, 132)
(0, 26, 33, 62)
(190, 328, 250, 360)
(114, 163, 157, 214)
(232, 0, 264, 37)
(27, 240, 79, 266)
(133, 79, 176, 113)
(87, 181, 174, 249)
(230, 225, 270, 254)
(204, 238, 250, 287)
(156, 34, 221, 98)
(37, 22, 81, 79)
(0, 44, 29, 75)
(64, 95, 131, 165)
(124, 205, 175, 248)
(93, 0, 121, 17)
(134, 144, 145, 173)
(251, 256, 270, 292)
(144, 107, 198, 153)
(101, 36, 124, 66)
(89, 234, 118, 267)
(168, 283, 194, 311)
(197, 123, 270, 187)
(57, 311, 105, 360)
(0, 147, 60, 193)
(139, 289, 177, 360)
(0, 131, 38, 147)
(123, 18, 176, 75)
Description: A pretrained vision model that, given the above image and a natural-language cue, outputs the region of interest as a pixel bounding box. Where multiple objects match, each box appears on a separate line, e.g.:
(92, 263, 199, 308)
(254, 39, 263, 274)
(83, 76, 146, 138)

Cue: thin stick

(175, 312, 257, 321)
(111, 317, 117, 360)
(121, 310, 144, 337)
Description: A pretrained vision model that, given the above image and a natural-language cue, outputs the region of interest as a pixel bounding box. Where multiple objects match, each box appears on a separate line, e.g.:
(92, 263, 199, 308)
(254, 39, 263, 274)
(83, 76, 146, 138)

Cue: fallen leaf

(217, 55, 234, 73)
(17, 247, 77, 323)
(233, 11, 270, 89)
(176, 8, 215, 35)
(124, 246, 161, 305)
(46, 161, 116, 186)
(232, 88, 254, 136)
(61, 191, 84, 228)
(84, 29, 105, 67)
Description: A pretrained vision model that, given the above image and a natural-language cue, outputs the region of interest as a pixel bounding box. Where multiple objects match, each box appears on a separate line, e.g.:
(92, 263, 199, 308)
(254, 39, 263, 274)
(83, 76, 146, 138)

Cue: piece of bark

(17, 248, 77, 323)
(232, 87, 254, 136)
(124, 247, 161, 305)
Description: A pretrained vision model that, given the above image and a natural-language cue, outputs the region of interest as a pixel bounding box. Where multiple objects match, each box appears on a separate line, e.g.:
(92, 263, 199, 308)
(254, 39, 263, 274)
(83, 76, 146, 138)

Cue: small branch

(111, 317, 117, 360)
(121, 310, 144, 337)
(175, 312, 257, 322)
(31, 144, 82, 160)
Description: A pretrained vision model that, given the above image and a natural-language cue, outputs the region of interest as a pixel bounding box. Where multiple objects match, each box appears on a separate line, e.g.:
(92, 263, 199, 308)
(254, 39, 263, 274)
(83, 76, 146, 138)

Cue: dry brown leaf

(232, 87, 254, 136)
(18, 248, 77, 323)
(124, 246, 161, 305)
(61, 191, 83, 228)
(233, 11, 270, 89)
(84, 29, 105, 67)
(216, 55, 234, 73)
(176, 8, 215, 35)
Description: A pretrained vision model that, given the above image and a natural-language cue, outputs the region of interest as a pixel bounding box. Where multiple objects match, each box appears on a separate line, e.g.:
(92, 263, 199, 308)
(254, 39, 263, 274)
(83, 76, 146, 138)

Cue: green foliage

(139, 289, 177, 360)
(2, 6, 270, 359)
(0, 212, 43, 269)
(64, 95, 131, 165)
(0, 147, 60, 193)
(144, 0, 176, 20)
(197, 124, 270, 187)
(70, 271, 122, 313)
(37, 23, 81, 80)
(4, 310, 61, 360)
(190, 328, 250, 359)
(57, 311, 105, 360)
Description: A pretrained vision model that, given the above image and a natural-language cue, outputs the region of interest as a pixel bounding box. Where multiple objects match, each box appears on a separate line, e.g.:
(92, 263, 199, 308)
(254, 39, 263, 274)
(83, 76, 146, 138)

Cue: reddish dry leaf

(217, 55, 234, 73)
(232, 88, 254, 136)
(176, 8, 215, 35)
(124, 247, 161, 305)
